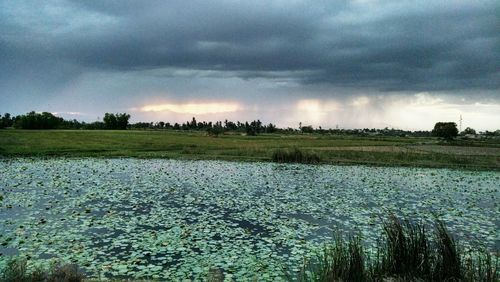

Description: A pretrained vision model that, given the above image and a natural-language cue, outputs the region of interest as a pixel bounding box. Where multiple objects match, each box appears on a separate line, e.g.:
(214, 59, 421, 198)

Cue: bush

(461, 127, 476, 135)
(207, 126, 224, 137)
(271, 148, 321, 164)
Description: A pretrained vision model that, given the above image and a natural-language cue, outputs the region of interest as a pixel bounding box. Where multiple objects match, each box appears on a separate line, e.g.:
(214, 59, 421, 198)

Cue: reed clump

(300, 215, 499, 282)
(271, 148, 321, 164)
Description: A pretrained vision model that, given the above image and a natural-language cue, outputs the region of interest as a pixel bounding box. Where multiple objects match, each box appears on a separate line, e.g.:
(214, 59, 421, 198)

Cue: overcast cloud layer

(1, 0, 499, 130)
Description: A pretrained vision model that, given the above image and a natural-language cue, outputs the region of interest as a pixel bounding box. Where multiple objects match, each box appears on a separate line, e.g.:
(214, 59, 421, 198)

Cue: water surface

(0, 158, 498, 280)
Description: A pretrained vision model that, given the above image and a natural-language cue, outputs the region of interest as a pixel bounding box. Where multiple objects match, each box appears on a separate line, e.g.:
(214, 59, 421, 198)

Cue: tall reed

(300, 215, 498, 282)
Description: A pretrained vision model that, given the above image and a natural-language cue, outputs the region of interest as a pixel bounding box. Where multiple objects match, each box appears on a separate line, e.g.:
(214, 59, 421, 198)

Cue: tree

(461, 127, 476, 135)
(301, 125, 314, 133)
(115, 113, 130, 130)
(103, 113, 130, 129)
(190, 117, 197, 129)
(0, 113, 13, 128)
(432, 122, 458, 140)
(13, 111, 63, 129)
(266, 123, 277, 133)
(103, 113, 117, 129)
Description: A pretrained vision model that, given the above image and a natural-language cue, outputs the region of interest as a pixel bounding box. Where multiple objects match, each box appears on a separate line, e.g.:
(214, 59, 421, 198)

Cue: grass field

(0, 130, 499, 170)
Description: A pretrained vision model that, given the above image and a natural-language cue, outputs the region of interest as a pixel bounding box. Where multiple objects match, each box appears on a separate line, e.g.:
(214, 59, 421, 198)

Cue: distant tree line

(129, 117, 436, 137)
(1, 112, 500, 138)
(130, 117, 277, 136)
(0, 112, 130, 130)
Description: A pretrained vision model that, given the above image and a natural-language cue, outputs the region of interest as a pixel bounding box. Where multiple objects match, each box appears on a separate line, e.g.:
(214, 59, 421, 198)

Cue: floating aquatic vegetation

(0, 158, 498, 280)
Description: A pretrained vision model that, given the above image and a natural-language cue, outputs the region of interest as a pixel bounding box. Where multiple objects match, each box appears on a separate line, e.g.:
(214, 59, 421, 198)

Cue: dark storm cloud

(0, 0, 499, 94)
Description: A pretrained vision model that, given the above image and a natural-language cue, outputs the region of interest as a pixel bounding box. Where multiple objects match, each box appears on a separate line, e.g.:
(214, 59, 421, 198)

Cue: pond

(0, 158, 498, 280)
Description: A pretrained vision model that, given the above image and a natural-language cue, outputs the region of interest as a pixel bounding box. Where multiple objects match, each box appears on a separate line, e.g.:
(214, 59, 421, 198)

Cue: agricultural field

(0, 158, 498, 280)
(0, 130, 499, 170)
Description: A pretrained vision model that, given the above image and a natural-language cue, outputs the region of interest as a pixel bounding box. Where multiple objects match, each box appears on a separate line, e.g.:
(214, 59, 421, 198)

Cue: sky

(1, 0, 499, 130)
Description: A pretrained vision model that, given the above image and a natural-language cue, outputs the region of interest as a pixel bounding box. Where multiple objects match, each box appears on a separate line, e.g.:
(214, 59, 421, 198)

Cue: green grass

(0, 130, 498, 170)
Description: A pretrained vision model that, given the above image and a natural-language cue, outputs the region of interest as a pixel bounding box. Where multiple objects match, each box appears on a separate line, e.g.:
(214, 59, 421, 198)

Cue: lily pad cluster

(0, 158, 498, 280)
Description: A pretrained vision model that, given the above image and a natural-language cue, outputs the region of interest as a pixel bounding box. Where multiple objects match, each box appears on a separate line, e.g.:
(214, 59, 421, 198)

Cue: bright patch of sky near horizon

(129, 93, 499, 131)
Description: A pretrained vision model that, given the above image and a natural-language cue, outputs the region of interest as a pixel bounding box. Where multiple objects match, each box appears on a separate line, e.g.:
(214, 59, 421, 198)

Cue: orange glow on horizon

(140, 102, 240, 115)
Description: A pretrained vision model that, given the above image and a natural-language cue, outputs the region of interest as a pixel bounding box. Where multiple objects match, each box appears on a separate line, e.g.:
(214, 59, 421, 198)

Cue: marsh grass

(462, 249, 499, 282)
(297, 234, 366, 281)
(300, 215, 499, 282)
(433, 221, 461, 280)
(371, 215, 432, 279)
(0, 258, 84, 282)
(272, 148, 321, 164)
